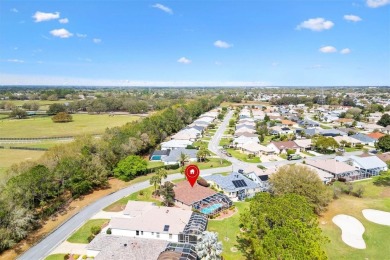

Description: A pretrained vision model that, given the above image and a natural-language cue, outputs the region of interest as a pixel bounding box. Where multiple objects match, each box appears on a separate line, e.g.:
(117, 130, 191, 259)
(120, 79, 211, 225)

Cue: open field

(67, 219, 109, 244)
(0, 114, 140, 138)
(6, 100, 70, 111)
(207, 202, 249, 260)
(320, 179, 390, 260)
(0, 149, 45, 176)
(1, 140, 73, 150)
(193, 158, 232, 170)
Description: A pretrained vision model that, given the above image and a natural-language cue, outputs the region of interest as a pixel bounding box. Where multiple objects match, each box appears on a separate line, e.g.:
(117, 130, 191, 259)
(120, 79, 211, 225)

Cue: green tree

(376, 135, 390, 152)
(52, 112, 73, 123)
(373, 170, 390, 186)
(179, 152, 189, 166)
(312, 136, 339, 153)
(47, 103, 67, 115)
(196, 231, 223, 260)
(113, 155, 147, 181)
(160, 181, 175, 206)
(197, 146, 210, 162)
(377, 114, 390, 127)
(156, 168, 168, 185)
(10, 107, 27, 119)
(269, 164, 332, 214)
(229, 119, 235, 127)
(150, 175, 161, 193)
(237, 193, 328, 260)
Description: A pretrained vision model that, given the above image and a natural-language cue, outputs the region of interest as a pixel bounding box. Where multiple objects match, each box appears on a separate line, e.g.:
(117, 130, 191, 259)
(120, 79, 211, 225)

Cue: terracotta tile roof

(337, 118, 354, 123)
(367, 132, 385, 140)
(377, 153, 390, 163)
(281, 120, 295, 125)
(173, 181, 216, 206)
(270, 141, 299, 150)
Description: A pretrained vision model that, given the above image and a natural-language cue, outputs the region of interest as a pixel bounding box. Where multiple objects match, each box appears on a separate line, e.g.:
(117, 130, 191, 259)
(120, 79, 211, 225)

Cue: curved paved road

(19, 168, 230, 260)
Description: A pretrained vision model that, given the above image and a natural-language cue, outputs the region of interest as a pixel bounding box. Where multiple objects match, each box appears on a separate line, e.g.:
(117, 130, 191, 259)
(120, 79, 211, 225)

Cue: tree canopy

(312, 136, 339, 154)
(113, 155, 147, 181)
(377, 114, 390, 127)
(237, 193, 328, 260)
(269, 164, 332, 214)
(376, 135, 390, 152)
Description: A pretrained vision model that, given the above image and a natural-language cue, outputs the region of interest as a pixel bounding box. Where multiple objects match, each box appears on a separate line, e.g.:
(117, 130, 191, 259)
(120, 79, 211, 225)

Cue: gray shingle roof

(350, 133, 376, 143)
(162, 148, 198, 163)
(204, 172, 259, 192)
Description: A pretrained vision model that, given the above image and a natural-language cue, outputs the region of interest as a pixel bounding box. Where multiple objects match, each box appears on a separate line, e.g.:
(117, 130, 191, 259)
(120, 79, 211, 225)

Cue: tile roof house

(306, 159, 358, 179)
(161, 140, 193, 150)
(162, 148, 198, 165)
(319, 129, 347, 137)
(335, 155, 387, 177)
(233, 135, 259, 148)
(382, 125, 390, 134)
(350, 133, 377, 146)
(241, 142, 274, 155)
(204, 172, 260, 201)
(293, 139, 312, 150)
(235, 132, 258, 138)
(173, 181, 216, 207)
(171, 131, 198, 142)
(281, 119, 298, 127)
(267, 141, 300, 154)
(377, 152, 390, 163)
(333, 135, 362, 146)
(234, 126, 256, 135)
(367, 132, 385, 140)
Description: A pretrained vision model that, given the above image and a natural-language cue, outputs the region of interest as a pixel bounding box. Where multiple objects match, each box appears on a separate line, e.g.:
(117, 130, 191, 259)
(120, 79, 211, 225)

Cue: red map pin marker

(185, 165, 200, 187)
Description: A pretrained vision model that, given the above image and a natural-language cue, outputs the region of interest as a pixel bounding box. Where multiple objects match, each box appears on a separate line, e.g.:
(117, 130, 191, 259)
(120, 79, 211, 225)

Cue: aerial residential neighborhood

(1, 0, 390, 259)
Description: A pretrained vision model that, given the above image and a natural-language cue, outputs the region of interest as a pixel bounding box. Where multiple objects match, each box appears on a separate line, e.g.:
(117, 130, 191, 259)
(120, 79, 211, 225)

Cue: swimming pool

(201, 203, 223, 215)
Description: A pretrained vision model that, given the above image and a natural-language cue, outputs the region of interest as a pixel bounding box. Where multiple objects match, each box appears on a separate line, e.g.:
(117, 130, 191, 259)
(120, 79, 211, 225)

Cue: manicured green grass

(44, 254, 67, 260)
(320, 124, 332, 129)
(219, 138, 231, 146)
(279, 154, 288, 159)
(260, 135, 273, 145)
(321, 179, 390, 260)
(226, 149, 261, 163)
(147, 161, 164, 169)
(0, 114, 140, 138)
(193, 158, 232, 170)
(301, 150, 315, 156)
(208, 202, 249, 260)
(345, 147, 361, 152)
(0, 149, 45, 177)
(104, 186, 161, 211)
(67, 219, 109, 243)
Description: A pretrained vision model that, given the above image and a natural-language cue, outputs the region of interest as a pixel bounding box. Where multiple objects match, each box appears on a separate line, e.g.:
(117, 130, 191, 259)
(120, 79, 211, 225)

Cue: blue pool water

(201, 203, 223, 214)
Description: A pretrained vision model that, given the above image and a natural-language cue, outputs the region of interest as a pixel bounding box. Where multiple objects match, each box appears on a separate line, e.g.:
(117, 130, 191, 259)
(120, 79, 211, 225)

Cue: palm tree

(150, 175, 161, 194)
(179, 152, 189, 166)
(159, 181, 175, 207)
(197, 147, 210, 162)
(195, 231, 223, 260)
(156, 168, 168, 185)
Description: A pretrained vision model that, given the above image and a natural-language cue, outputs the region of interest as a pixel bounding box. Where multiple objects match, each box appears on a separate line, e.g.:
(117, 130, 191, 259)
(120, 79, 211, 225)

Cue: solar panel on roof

(164, 225, 170, 231)
(232, 180, 241, 188)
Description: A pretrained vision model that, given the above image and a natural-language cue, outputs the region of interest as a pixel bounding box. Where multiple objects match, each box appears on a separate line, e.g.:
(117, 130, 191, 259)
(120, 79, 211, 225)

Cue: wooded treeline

(0, 96, 223, 253)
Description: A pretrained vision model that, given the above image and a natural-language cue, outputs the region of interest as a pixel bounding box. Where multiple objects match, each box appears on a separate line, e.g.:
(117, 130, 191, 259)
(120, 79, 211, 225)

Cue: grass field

(207, 202, 249, 260)
(193, 158, 232, 170)
(104, 186, 161, 211)
(67, 219, 109, 243)
(219, 138, 231, 146)
(1, 140, 73, 150)
(320, 179, 390, 260)
(0, 114, 140, 138)
(44, 254, 67, 260)
(226, 149, 261, 163)
(0, 149, 45, 176)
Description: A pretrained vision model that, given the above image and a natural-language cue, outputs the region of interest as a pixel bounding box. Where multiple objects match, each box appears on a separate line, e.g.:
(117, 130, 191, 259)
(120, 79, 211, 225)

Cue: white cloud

(11, 8, 18, 13)
(366, 0, 390, 7)
(214, 40, 233, 48)
(93, 38, 102, 44)
(76, 33, 87, 38)
(7, 59, 24, 63)
(177, 57, 191, 64)
(50, 28, 73, 38)
(340, 48, 351, 54)
(33, 11, 60, 22)
(319, 46, 337, 53)
(344, 14, 362, 22)
(152, 3, 173, 14)
(59, 18, 69, 24)
(296, 18, 334, 31)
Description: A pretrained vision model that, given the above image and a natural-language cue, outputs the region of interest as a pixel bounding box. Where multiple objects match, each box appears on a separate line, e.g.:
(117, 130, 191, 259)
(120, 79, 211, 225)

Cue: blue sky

(0, 0, 389, 86)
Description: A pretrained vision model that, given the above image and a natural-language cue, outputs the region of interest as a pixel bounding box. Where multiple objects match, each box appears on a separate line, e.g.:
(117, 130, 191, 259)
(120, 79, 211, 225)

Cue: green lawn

(345, 147, 361, 152)
(320, 124, 332, 129)
(193, 158, 232, 170)
(301, 150, 315, 157)
(0, 114, 140, 138)
(226, 149, 261, 163)
(67, 219, 109, 243)
(104, 186, 161, 211)
(147, 161, 164, 169)
(321, 179, 390, 260)
(219, 138, 231, 146)
(208, 202, 249, 260)
(260, 135, 273, 145)
(44, 254, 67, 260)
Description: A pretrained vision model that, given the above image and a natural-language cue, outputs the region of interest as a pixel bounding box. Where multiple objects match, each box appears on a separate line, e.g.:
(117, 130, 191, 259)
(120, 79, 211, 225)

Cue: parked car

(226, 153, 232, 157)
(287, 154, 302, 161)
(238, 169, 244, 174)
(221, 149, 227, 154)
(369, 149, 378, 154)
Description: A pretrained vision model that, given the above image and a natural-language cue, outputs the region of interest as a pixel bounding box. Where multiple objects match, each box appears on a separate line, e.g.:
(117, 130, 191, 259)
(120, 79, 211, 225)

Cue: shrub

(197, 177, 210, 187)
(72, 255, 80, 260)
(139, 190, 144, 196)
(52, 112, 73, 123)
(287, 149, 296, 155)
(91, 226, 101, 236)
(354, 185, 365, 198)
(82, 255, 87, 259)
(64, 254, 70, 260)
(333, 186, 342, 199)
(87, 234, 95, 243)
(337, 177, 347, 182)
(248, 154, 254, 159)
(106, 228, 112, 235)
(343, 183, 354, 195)
(355, 143, 363, 149)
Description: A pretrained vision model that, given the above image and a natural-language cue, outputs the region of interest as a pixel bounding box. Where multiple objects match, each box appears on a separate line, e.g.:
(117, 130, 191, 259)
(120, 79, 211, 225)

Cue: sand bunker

(362, 209, 390, 226)
(332, 214, 366, 249)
